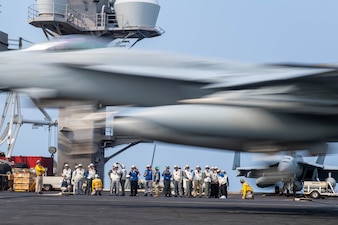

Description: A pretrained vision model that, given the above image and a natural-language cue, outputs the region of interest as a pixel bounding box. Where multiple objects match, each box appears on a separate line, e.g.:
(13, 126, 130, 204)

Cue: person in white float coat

(109, 164, 121, 196)
(172, 165, 183, 197)
(86, 163, 96, 195)
(202, 165, 211, 198)
(218, 170, 229, 199)
(183, 165, 193, 197)
(118, 162, 127, 196)
(72, 164, 85, 195)
(62, 163, 72, 188)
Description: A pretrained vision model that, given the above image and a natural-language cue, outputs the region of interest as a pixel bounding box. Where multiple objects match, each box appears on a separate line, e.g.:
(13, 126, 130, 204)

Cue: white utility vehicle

(42, 176, 63, 191)
(303, 177, 338, 199)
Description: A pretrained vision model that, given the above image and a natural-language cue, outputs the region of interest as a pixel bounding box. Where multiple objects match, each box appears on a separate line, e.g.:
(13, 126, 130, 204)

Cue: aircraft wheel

(310, 190, 320, 199)
(292, 187, 297, 197)
(0, 163, 12, 174)
(43, 184, 53, 191)
(274, 186, 280, 195)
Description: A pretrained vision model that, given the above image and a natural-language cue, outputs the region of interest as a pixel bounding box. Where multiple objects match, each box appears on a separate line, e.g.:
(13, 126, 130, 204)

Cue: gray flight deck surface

(1, 192, 338, 225)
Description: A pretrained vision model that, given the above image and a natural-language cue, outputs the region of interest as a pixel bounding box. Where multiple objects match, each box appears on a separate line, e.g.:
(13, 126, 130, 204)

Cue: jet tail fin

(314, 143, 328, 165)
(315, 155, 326, 165)
(232, 151, 241, 170)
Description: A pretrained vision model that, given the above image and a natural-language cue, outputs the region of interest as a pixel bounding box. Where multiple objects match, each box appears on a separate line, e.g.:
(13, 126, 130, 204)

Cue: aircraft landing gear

(274, 186, 280, 195)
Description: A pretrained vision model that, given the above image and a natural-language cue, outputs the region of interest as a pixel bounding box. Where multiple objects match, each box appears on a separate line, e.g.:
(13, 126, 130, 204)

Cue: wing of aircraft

(2, 37, 338, 153)
(302, 163, 338, 181)
(237, 165, 279, 178)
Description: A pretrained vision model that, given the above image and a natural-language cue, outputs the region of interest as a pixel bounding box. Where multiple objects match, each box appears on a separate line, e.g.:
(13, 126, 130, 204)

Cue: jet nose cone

(278, 162, 290, 173)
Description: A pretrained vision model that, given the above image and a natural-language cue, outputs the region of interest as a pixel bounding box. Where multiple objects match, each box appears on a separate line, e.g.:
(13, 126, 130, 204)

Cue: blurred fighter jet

(2, 36, 338, 154)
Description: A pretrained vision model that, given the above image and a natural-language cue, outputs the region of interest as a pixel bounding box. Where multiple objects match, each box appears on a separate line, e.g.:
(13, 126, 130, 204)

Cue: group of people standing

(35, 160, 253, 199)
(107, 163, 143, 197)
(61, 163, 103, 195)
(168, 164, 229, 199)
(106, 163, 230, 199)
(107, 162, 128, 196)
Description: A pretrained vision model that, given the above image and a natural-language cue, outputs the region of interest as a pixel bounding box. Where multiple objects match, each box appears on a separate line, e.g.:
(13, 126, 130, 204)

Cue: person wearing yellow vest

(91, 174, 103, 195)
(240, 178, 254, 199)
(35, 160, 45, 194)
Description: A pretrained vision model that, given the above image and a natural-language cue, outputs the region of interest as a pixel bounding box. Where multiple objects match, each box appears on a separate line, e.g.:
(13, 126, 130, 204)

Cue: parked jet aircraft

(236, 153, 338, 195)
(2, 36, 338, 154)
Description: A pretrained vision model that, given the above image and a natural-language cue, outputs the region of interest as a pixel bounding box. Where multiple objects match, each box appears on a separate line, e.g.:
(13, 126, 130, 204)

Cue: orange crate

(13, 183, 35, 192)
(12, 168, 34, 173)
(13, 172, 36, 178)
(14, 177, 35, 184)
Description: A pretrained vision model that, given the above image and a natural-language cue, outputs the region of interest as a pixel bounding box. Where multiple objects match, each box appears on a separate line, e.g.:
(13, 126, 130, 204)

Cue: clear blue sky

(1, 0, 338, 192)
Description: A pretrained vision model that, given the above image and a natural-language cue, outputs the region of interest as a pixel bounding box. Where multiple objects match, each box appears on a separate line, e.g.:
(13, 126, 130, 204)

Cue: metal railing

(28, 3, 69, 19)
(28, 3, 88, 31)
(28, 3, 163, 34)
(95, 13, 119, 29)
(8, 37, 35, 50)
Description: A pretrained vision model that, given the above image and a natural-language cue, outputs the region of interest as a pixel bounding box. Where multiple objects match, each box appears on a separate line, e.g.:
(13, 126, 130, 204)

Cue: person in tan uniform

(35, 160, 45, 194)
(153, 166, 160, 197)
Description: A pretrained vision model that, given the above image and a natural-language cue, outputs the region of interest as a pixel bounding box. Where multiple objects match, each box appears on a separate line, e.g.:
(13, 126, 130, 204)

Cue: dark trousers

(86, 178, 93, 195)
(220, 184, 228, 197)
(210, 183, 219, 198)
(130, 180, 138, 196)
(163, 180, 171, 196)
